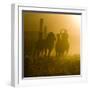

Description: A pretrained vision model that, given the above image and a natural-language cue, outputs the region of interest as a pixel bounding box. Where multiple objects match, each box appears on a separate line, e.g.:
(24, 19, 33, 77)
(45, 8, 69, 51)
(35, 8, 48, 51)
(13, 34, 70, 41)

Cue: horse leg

(58, 52, 60, 57)
(48, 49, 52, 57)
(56, 51, 58, 57)
(65, 49, 69, 56)
(44, 48, 47, 56)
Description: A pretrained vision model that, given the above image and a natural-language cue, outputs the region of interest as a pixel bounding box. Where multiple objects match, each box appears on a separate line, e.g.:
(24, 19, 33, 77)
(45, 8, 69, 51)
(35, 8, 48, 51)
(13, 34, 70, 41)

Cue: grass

(24, 55, 80, 77)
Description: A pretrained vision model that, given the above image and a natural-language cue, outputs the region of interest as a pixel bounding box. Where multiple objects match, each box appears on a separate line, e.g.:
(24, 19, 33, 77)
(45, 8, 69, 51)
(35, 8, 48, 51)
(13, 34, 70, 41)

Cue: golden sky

(23, 11, 81, 55)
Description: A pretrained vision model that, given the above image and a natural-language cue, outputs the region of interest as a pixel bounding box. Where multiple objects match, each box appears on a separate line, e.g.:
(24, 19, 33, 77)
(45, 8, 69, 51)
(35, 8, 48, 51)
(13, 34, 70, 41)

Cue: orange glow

(23, 11, 81, 55)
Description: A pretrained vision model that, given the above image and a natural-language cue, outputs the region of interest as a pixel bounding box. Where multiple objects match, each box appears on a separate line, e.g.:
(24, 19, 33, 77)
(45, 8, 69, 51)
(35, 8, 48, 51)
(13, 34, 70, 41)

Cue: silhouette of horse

(60, 38, 69, 56)
(55, 33, 62, 56)
(34, 32, 56, 57)
(44, 32, 56, 57)
(55, 30, 69, 57)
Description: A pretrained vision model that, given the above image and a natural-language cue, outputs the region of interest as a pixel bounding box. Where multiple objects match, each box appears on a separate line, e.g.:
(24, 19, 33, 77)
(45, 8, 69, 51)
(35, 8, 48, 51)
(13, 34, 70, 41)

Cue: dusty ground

(24, 55, 80, 77)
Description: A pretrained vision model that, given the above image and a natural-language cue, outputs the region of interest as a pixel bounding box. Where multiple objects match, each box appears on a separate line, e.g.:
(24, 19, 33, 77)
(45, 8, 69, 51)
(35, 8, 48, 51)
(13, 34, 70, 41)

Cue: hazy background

(23, 11, 81, 56)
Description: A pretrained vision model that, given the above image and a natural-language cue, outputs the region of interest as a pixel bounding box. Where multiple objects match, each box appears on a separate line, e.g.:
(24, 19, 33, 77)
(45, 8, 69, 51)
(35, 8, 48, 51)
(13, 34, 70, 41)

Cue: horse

(44, 32, 56, 57)
(55, 33, 62, 56)
(33, 32, 56, 58)
(55, 31, 69, 57)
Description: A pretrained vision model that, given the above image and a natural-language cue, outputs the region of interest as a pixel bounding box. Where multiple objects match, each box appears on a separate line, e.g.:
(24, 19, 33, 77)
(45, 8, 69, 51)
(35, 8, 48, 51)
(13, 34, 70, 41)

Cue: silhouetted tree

(33, 18, 44, 57)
